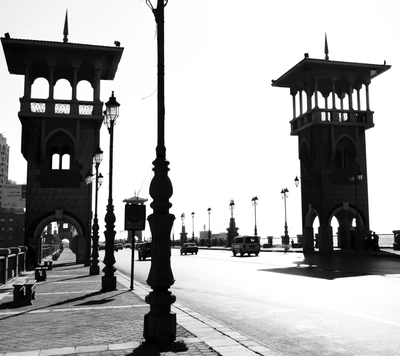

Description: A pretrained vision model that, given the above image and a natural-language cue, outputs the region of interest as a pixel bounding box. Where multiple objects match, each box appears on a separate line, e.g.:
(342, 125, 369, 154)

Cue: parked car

(98, 242, 106, 250)
(231, 235, 260, 257)
(125, 243, 132, 249)
(180, 242, 199, 255)
(138, 242, 152, 261)
(114, 243, 123, 252)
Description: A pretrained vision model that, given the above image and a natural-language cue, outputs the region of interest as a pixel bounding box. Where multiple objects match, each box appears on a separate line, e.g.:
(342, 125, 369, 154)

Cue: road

(101, 248, 400, 356)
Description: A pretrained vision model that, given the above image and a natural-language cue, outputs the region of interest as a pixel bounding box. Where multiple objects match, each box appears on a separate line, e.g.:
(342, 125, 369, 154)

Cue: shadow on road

(258, 253, 400, 280)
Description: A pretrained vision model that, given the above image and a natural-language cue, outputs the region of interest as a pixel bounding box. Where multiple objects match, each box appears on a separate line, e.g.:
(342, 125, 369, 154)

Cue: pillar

(318, 226, 333, 253)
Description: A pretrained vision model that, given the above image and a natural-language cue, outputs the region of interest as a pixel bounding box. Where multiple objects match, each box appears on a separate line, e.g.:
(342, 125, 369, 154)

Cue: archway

(329, 204, 366, 250)
(32, 212, 86, 265)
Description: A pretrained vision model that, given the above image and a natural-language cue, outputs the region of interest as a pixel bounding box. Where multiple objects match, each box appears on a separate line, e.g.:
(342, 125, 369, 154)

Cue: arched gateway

(272, 41, 390, 253)
(1, 30, 123, 265)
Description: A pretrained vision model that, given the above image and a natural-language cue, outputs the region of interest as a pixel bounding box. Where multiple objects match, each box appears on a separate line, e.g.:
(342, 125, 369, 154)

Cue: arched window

(61, 154, 70, 170)
(334, 137, 356, 169)
(54, 79, 72, 100)
(31, 77, 49, 99)
(52, 153, 60, 170)
(76, 80, 93, 101)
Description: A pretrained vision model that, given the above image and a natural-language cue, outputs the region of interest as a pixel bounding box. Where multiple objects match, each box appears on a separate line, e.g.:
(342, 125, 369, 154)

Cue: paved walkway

(0, 248, 277, 356)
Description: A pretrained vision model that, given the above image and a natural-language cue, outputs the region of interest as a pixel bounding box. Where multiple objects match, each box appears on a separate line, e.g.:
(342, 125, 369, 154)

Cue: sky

(0, 0, 399, 242)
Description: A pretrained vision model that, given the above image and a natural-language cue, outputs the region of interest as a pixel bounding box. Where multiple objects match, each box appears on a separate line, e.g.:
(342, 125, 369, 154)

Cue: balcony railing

(21, 98, 102, 117)
(290, 108, 374, 134)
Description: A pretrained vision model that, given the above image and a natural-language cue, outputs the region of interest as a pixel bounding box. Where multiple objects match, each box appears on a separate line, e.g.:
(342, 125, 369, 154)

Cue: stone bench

(43, 260, 53, 270)
(35, 266, 48, 281)
(13, 280, 37, 305)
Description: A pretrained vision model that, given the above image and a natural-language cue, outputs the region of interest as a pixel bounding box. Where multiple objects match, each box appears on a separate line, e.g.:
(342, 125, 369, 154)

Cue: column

(365, 82, 370, 111)
(331, 78, 337, 109)
(299, 90, 303, 115)
(314, 79, 319, 109)
(291, 88, 297, 118)
(348, 79, 354, 110)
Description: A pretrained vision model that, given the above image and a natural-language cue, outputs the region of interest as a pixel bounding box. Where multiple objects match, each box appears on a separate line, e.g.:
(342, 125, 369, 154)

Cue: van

(231, 235, 260, 257)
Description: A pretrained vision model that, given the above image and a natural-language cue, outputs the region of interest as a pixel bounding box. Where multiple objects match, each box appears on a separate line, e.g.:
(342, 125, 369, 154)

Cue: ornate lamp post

(191, 212, 195, 242)
(102, 92, 120, 292)
(207, 208, 211, 247)
(251, 196, 258, 236)
(144, 0, 176, 347)
(89, 147, 103, 275)
(281, 188, 289, 244)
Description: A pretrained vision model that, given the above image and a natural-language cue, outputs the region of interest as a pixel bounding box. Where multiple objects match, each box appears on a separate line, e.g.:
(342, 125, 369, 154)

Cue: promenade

(0, 248, 276, 356)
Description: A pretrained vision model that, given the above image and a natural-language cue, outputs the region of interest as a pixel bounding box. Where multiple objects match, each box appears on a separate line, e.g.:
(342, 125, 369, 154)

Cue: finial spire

(63, 10, 69, 43)
(324, 32, 329, 60)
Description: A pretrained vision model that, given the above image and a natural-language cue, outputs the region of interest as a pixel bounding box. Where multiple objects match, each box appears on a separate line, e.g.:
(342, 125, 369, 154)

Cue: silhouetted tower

(1, 23, 123, 265)
(272, 41, 390, 253)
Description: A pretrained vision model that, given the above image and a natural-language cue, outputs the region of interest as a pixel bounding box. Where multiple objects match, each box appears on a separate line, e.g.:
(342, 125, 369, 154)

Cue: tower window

(52, 153, 61, 170)
(61, 153, 70, 170)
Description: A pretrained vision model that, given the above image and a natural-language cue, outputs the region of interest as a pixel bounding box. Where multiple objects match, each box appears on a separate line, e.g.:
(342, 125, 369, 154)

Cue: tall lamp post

(251, 196, 258, 236)
(191, 212, 195, 242)
(281, 188, 289, 244)
(88, 148, 103, 275)
(207, 208, 211, 247)
(102, 92, 120, 292)
(144, 0, 176, 347)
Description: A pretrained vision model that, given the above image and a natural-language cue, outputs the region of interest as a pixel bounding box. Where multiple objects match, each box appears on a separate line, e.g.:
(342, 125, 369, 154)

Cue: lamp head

(104, 91, 120, 129)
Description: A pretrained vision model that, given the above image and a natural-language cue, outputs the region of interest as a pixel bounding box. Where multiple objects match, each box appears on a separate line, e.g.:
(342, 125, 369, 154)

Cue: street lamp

(89, 147, 103, 275)
(281, 188, 289, 244)
(191, 212, 195, 242)
(102, 91, 120, 292)
(207, 208, 211, 247)
(251, 196, 258, 236)
(294, 176, 300, 188)
(144, 0, 176, 347)
(229, 200, 235, 218)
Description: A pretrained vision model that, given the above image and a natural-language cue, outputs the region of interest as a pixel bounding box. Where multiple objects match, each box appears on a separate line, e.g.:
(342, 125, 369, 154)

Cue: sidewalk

(0, 248, 277, 356)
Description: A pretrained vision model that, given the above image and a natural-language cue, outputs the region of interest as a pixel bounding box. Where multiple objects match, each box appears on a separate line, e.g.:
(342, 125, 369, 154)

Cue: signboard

(125, 204, 146, 231)
(1, 184, 26, 209)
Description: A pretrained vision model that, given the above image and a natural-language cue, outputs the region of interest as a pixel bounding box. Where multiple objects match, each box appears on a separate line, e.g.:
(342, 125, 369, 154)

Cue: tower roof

(1, 36, 123, 80)
(272, 57, 390, 94)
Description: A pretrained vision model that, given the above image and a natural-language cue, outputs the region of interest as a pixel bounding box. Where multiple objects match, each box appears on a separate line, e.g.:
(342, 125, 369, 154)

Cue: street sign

(124, 204, 146, 231)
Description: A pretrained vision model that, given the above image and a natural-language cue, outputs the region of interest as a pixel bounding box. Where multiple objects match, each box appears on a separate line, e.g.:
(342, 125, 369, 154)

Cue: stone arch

(33, 212, 84, 238)
(328, 205, 365, 228)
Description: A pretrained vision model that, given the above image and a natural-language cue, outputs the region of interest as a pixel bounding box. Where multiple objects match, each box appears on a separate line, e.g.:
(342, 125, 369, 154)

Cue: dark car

(180, 242, 198, 255)
(138, 242, 152, 261)
(98, 242, 106, 250)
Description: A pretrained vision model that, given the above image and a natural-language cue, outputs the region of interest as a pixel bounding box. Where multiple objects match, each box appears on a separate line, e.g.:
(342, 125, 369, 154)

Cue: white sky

(0, 0, 398, 241)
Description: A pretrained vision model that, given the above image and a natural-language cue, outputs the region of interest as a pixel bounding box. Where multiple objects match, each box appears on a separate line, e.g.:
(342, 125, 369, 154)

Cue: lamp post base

(90, 264, 100, 275)
(144, 291, 176, 346)
(101, 266, 117, 291)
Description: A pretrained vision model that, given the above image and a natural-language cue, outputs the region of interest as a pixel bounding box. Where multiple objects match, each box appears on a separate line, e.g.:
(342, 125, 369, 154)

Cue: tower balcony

(290, 108, 374, 136)
(19, 98, 104, 119)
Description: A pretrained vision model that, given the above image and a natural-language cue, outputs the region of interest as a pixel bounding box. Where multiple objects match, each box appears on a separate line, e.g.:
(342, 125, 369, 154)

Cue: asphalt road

(102, 248, 400, 356)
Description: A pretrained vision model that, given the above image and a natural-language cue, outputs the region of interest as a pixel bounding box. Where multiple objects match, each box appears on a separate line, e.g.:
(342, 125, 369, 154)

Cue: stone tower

(272, 45, 389, 253)
(1, 29, 123, 265)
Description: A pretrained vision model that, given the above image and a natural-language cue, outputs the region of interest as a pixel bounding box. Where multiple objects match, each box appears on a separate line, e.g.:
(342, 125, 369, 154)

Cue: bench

(35, 266, 48, 281)
(43, 260, 53, 270)
(13, 280, 37, 305)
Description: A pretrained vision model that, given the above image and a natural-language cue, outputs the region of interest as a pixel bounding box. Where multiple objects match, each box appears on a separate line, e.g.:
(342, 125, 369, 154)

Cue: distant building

(0, 208, 25, 248)
(0, 133, 10, 205)
(0, 134, 26, 248)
